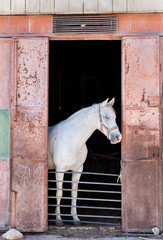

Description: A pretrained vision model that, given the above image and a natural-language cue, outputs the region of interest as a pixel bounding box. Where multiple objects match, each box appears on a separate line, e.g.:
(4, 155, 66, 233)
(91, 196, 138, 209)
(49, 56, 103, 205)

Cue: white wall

(0, 0, 162, 15)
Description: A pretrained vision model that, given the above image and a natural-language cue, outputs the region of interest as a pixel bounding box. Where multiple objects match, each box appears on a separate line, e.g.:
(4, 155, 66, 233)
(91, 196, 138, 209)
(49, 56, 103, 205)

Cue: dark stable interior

(48, 40, 121, 225)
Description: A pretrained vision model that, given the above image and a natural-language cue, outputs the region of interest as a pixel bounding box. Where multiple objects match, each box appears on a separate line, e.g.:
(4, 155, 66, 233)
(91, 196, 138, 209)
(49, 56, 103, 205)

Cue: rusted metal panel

(124, 108, 159, 160)
(122, 37, 160, 157)
(12, 160, 47, 232)
(124, 127, 159, 160)
(148, 95, 160, 107)
(12, 110, 46, 159)
(15, 38, 48, 109)
(124, 37, 159, 108)
(0, 160, 10, 229)
(122, 160, 161, 231)
(0, 39, 11, 108)
(11, 38, 48, 232)
(122, 37, 161, 232)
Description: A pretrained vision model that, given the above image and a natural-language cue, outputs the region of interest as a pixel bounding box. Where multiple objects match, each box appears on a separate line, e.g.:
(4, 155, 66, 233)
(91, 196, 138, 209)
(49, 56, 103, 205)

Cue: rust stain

(126, 63, 130, 74)
(28, 122, 35, 134)
(141, 88, 146, 103)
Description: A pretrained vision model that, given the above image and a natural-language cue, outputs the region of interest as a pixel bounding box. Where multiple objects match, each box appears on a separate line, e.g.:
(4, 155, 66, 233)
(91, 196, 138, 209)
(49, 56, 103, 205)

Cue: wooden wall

(0, 0, 163, 15)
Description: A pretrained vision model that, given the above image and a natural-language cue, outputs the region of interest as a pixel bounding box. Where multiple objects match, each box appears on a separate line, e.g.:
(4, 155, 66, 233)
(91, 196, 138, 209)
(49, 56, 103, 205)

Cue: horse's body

(48, 98, 122, 225)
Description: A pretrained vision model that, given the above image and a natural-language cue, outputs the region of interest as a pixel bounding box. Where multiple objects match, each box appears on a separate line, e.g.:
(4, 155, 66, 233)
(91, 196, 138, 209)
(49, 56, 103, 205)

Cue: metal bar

(48, 219, 121, 226)
(49, 171, 119, 177)
(48, 170, 121, 225)
(48, 180, 121, 186)
(48, 204, 121, 211)
(48, 196, 121, 202)
(48, 213, 121, 219)
(48, 188, 121, 194)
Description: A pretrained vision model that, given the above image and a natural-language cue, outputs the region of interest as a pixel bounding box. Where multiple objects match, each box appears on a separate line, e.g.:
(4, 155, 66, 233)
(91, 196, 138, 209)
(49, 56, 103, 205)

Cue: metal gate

(48, 171, 121, 225)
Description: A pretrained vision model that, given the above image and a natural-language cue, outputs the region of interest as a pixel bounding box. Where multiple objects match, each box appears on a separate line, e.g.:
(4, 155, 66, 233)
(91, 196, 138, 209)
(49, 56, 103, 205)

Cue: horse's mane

(67, 105, 93, 122)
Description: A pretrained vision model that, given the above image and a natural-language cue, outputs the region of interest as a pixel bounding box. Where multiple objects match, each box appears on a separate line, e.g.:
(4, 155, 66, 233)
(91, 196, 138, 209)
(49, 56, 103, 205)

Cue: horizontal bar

(54, 17, 117, 20)
(48, 213, 121, 219)
(48, 219, 121, 226)
(48, 196, 121, 202)
(48, 204, 121, 211)
(48, 188, 121, 194)
(48, 171, 119, 177)
(48, 180, 121, 186)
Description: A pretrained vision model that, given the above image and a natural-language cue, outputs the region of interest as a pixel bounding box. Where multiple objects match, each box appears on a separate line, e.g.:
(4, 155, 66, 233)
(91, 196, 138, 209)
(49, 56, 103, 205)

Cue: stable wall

(0, 13, 162, 233)
(1, 14, 163, 35)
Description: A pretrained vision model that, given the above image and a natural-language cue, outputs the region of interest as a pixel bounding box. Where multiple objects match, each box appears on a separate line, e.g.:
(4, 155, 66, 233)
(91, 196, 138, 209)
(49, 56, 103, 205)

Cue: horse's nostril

(116, 135, 121, 141)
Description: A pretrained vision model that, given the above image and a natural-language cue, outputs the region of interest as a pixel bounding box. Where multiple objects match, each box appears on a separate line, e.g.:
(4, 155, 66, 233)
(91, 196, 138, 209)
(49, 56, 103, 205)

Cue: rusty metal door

(122, 36, 162, 232)
(11, 38, 48, 232)
(0, 39, 11, 230)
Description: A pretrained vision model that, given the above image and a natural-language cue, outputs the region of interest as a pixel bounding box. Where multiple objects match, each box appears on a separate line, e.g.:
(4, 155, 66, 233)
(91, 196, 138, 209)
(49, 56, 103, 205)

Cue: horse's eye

(105, 116, 110, 120)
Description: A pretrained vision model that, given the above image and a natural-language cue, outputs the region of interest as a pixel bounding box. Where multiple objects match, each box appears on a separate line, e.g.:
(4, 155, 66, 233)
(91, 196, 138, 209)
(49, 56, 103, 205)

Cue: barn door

(122, 36, 162, 232)
(11, 38, 48, 232)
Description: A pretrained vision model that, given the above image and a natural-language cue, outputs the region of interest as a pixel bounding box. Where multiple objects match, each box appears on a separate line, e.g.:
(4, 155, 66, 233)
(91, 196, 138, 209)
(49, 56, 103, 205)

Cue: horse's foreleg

(71, 165, 83, 225)
(55, 171, 64, 226)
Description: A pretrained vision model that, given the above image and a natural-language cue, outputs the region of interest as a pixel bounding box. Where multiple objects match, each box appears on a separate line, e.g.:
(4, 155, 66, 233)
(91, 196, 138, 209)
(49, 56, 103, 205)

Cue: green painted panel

(0, 109, 10, 159)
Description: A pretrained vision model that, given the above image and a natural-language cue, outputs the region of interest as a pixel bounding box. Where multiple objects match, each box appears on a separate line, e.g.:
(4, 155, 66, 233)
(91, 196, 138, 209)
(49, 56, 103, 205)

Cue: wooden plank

(11, 0, 25, 13)
(26, 0, 39, 13)
(69, 0, 84, 14)
(55, 0, 68, 13)
(113, 0, 126, 12)
(84, 0, 98, 13)
(99, 0, 112, 13)
(156, 0, 163, 12)
(0, 0, 10, 13)
(40, 0, 55, 13)
(127, 0, 156, 12)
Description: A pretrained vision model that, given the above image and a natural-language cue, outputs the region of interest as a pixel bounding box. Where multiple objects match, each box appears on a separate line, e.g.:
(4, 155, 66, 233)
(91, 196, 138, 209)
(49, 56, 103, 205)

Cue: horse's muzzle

(110, 133, 122, 144)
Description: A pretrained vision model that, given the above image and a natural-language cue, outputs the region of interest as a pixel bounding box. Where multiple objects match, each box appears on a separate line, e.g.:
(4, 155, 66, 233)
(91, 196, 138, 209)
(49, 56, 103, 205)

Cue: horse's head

(99, 98, 122, 144)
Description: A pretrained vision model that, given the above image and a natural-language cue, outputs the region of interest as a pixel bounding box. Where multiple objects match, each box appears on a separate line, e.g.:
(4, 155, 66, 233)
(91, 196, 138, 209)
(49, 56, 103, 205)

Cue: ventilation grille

(53, 16, 117, 33)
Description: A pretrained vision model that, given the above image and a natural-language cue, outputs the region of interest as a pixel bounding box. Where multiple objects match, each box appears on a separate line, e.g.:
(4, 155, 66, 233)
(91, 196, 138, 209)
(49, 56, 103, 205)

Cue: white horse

(48, 98, 122, 226)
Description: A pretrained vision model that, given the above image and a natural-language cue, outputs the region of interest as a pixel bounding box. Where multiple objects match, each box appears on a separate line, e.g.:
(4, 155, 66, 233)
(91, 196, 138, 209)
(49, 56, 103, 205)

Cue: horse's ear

(108, 98, 115, 106)
(101, 98, 109, 107)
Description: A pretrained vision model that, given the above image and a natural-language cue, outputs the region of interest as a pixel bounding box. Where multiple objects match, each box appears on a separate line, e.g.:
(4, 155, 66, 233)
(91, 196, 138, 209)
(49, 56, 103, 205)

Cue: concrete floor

(0, 225, 161, 240)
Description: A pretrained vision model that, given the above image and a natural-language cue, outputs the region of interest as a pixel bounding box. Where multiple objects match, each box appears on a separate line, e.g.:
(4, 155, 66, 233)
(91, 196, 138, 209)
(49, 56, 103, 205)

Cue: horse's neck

(67, 104, 100, 144)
